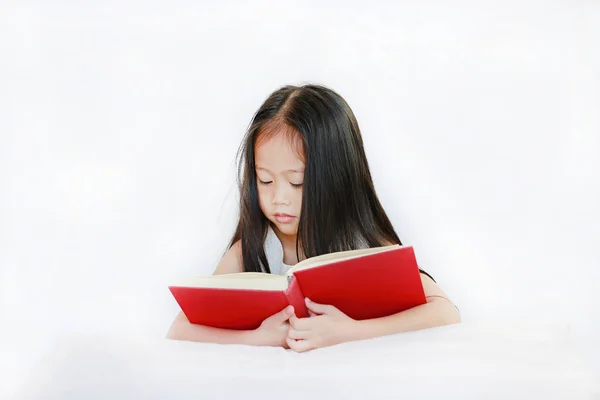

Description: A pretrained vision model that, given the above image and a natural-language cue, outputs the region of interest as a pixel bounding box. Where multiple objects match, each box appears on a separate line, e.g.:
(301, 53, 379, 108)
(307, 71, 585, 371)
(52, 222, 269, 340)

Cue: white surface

(1, 1, 599, 398)
(12, 322, 600, 399)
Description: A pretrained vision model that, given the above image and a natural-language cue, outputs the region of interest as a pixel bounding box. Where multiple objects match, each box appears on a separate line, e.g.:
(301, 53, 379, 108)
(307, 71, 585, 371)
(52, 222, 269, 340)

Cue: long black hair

(227, 84, 404, 273)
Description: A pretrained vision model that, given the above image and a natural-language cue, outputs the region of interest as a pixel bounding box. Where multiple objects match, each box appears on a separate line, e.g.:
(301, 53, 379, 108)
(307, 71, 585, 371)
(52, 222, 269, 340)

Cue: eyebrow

(256, 166, 304, 173)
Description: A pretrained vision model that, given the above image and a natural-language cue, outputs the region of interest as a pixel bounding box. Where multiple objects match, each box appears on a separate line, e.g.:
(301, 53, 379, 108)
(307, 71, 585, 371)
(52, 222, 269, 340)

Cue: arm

(286, 273, 461, 352)
(166, 311, 264, 345)
(350, 273, 461, 341)
(165, 241, 265, 345)
(166, 241, 293, 347)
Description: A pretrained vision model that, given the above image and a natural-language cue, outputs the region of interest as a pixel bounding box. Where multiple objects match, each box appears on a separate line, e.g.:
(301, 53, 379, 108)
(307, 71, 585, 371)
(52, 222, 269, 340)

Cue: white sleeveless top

(264, 225, 295, 275)
(264, 225, 371, 275)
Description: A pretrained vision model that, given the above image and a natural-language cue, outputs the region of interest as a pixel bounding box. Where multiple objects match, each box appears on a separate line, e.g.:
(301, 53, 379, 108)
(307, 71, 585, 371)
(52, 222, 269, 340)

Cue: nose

(272, 182, 290, 205)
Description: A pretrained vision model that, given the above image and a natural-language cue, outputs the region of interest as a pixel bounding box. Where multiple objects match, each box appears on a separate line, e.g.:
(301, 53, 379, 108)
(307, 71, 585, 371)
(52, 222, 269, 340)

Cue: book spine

(284, 275, 309, 318)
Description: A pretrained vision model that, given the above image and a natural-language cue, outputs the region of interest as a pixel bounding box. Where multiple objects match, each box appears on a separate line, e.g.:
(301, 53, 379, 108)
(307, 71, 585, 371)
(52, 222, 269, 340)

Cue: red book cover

(168, 245, 426, 330)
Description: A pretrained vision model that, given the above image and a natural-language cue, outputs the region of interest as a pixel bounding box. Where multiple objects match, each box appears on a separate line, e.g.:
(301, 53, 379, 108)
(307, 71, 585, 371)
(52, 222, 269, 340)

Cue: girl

(166, 84, 461, 352)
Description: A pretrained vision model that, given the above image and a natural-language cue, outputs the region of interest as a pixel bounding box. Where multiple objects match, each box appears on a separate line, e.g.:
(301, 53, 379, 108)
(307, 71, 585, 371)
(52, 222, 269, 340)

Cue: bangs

(255, 117, 306, 164)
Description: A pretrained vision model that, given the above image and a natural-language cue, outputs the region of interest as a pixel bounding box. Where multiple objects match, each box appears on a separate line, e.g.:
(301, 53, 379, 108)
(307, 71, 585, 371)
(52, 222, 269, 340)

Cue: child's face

(254, 131, 305, 239)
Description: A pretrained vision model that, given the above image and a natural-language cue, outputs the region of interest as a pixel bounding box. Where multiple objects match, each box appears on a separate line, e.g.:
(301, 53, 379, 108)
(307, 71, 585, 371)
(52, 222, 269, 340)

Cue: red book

(168, 244, 426, 330)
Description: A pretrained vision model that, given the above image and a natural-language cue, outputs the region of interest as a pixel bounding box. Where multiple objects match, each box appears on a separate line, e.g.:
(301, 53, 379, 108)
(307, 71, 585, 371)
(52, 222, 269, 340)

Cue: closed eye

(258, 180, 303, 188)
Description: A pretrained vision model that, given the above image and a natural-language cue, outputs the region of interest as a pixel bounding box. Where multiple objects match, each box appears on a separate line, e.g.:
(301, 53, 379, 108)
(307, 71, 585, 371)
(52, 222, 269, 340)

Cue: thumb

(272, 305, 294, 322)
(305, 298, 332, 315)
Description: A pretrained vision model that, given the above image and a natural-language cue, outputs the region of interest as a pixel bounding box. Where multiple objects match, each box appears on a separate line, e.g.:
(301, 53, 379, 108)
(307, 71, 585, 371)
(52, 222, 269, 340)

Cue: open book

(168, 244, 427, 330)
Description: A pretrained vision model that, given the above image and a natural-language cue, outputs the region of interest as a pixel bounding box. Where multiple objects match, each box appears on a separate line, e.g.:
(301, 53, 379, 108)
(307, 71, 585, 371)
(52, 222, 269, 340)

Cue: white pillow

(14, 321, 599, 400)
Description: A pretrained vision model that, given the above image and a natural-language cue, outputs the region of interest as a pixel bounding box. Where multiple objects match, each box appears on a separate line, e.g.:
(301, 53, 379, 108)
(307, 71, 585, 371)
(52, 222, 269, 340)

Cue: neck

(271, 225, 303, 263)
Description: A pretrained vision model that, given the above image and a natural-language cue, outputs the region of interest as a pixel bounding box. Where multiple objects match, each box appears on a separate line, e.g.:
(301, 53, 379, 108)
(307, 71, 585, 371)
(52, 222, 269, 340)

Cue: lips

(274, 213, 295, 223)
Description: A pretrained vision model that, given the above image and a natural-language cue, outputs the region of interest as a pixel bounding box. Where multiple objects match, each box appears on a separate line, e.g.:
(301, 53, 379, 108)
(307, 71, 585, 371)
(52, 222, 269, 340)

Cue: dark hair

(228, 83, 404, 273)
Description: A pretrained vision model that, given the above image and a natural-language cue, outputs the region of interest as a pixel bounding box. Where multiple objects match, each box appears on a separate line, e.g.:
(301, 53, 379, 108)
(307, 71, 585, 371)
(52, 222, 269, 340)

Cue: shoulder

(213, 240, 244, 275)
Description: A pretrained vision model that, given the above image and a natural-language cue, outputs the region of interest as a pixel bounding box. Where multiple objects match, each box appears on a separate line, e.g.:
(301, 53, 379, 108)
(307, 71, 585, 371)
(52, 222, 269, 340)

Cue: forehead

(254, 129, 305, 171)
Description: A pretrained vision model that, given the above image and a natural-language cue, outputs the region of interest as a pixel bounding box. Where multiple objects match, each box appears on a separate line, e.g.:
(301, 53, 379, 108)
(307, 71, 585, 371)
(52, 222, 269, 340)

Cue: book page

(286, 244, 401, 276)
(170, 273, 287, 291)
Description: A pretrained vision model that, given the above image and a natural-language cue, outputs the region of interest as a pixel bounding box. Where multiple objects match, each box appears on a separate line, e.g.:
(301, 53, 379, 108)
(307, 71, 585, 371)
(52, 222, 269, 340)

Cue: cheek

(257, 186, 271, 205)
(295, 191, 303, 208)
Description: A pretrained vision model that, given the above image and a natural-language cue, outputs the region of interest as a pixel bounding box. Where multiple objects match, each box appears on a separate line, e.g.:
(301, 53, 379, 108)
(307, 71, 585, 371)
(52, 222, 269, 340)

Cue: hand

(286, 298, 359, 352)
(252, 305, 294, 348)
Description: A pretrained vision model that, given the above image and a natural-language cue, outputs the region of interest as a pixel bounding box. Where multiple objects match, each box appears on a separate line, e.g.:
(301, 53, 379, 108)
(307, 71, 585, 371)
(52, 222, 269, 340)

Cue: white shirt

(264, 225, 295, 275)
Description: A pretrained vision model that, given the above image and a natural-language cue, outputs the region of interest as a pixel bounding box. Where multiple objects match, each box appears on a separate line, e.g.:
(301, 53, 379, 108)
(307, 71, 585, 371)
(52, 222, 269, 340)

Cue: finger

(288, 314, 299, 328)
(286, 337, 314, 353)
(308, 310, 318, 317)
(305, 298, 333, 315)
(287, 328, 308, 340)
(289, 314, 312, 330)
(271, 305, 294, 323)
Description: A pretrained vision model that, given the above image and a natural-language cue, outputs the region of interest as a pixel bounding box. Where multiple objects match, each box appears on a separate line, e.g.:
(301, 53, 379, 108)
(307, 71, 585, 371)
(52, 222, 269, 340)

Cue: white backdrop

(1, 1, 599, 398)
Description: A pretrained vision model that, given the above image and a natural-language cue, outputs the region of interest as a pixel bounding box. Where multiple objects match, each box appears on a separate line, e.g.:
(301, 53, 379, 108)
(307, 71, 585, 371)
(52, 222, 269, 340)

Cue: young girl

(166, 84, 461, 352)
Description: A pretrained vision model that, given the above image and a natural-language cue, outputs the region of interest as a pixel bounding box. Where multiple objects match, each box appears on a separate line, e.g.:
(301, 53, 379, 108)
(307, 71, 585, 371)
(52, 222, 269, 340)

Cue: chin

(272, 222, 298, 237)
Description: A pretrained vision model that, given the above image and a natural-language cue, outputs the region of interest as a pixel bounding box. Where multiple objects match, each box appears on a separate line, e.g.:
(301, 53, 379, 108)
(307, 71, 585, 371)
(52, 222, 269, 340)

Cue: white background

(1, 1, 599, 398)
